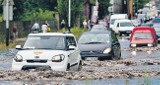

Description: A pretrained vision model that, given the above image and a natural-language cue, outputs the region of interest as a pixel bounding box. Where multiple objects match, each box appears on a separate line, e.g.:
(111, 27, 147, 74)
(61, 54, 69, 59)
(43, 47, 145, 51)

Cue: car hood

(118, 27, 134, 31)
(78, 43, 111, 52)
(16, 50, 68, 60)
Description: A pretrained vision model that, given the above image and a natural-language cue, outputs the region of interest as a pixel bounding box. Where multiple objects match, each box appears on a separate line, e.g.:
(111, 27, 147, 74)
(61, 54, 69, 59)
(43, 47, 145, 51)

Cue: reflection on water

(0, 76, 160, 85)
(131, 51, 137, 56)
(147, 50, 152, 54)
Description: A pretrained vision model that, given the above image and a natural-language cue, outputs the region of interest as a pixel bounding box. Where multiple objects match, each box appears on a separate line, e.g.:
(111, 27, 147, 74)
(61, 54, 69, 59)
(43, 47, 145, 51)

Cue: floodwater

(0, 37, 160, 84)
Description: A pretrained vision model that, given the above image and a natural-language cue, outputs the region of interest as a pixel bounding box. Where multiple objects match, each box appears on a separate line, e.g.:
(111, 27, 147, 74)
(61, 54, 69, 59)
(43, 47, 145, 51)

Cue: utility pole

(2, 0, 14, 47)
(68, 0, 71, 32)
(137, 0, 138, 14)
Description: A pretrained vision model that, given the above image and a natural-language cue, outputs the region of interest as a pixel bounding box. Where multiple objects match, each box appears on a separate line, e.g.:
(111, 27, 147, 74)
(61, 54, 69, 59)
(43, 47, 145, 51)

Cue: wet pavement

(0, 36, 160, 84)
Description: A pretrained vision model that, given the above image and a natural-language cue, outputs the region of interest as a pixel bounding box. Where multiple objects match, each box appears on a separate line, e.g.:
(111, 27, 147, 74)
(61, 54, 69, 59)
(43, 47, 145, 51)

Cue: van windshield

(110, 19, 116, 25)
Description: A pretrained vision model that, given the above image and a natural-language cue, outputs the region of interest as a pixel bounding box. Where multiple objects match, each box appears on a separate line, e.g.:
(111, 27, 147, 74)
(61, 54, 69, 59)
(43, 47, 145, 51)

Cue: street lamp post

(68, 0, 71, 32)
(2, 0, 14, 47)
(137, 0, 138, 14)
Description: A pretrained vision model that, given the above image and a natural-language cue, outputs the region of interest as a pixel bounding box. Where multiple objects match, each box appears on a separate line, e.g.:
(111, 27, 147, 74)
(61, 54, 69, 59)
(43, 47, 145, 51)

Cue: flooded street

(0, 37, 160, 84)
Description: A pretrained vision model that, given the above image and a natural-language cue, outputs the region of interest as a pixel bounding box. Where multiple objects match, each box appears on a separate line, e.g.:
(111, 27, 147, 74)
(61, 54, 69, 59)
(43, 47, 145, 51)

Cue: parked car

(78, 30, 121, 60)
(90, 24, 108, 31)
(153, 23, 160, 42)
(12, 32, 82, 71)
(112, 19, 135, 36)
(130, 26, 157, 47)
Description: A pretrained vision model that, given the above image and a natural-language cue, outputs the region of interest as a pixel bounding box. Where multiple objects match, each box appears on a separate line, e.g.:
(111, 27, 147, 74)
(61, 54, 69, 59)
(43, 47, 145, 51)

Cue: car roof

(28, 32, 74, 37)
(83, 30, 111, 34)
(115, 19, 131, 22)
(134, 26, 154, 29)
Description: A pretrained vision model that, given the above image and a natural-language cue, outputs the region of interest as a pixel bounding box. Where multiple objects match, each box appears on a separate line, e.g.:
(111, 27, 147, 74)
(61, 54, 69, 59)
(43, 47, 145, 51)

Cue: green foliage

(57, 0, 83, 27)
(58, 27, 87, 39)
(70, 27, 87, 39)
(137, 0, 150, 9)
(98, 0, 110, 19)
(0, 14, 3, 22)
(20, 8, 54, 21)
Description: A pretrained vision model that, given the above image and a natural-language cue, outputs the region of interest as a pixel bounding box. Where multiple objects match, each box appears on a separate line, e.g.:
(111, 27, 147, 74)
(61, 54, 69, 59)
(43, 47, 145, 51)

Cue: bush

(20, 8, 55, 21)
(58, 27, 87, 39)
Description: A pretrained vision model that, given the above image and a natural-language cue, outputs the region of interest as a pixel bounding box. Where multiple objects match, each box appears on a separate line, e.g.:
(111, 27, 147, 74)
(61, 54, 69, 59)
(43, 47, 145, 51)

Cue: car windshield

(133, 32, 153, 39)
(23, 36, 65, 50)
(78, 33, 110, 44)
(91, 25, 106, 31)
(120, 22, 133, 27)
(110, 19, 115, 24)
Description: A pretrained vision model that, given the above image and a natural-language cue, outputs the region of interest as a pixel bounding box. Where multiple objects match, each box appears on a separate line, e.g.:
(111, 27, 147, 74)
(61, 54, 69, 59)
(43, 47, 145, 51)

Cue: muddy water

(0, 37, 160, 84)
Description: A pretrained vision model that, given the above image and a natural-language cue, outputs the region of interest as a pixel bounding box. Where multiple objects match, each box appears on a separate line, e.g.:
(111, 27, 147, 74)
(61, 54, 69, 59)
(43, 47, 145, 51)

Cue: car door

(66, 36, 79, 67)
(111, 31, 121, 58)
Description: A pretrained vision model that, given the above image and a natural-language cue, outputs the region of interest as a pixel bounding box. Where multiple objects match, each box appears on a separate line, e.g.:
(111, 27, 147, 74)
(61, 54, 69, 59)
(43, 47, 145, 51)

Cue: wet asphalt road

(0, 36, 159, 83)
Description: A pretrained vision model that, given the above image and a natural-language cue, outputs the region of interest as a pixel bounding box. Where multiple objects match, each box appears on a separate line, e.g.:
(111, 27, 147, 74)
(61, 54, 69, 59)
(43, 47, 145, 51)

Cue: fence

(0, 20, 57, 38)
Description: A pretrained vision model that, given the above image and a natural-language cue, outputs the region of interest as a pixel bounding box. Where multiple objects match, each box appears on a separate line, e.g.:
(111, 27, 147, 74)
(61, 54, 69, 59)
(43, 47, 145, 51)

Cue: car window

(120, 22, 133, 27)
(66, 37, 77, 47)
(78, 33, 110, 44)
(91, 25, 106, 31)
(117, 23, 119, 27)
(23, 36, 65, 50)
(133, 32, 153, 39)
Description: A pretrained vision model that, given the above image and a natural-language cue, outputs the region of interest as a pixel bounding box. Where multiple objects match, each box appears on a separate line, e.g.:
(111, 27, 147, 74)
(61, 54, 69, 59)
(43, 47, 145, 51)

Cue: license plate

(86, 57, 97, 60)
(126, 31, 131, 33)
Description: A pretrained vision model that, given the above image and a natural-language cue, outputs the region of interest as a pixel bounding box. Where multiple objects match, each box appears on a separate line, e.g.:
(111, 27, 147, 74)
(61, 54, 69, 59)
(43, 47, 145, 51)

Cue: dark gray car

(78, 30, 121, 60)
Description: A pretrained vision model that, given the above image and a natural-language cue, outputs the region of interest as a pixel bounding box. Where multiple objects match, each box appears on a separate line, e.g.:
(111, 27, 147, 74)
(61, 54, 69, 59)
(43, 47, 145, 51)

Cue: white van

(112, 19, 135, 36)
(109, 14, 128, 29)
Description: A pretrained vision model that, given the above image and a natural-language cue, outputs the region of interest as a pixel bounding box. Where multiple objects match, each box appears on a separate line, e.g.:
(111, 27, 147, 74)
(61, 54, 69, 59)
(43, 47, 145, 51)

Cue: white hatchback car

(112, 19, 135, 36)
(12, 32, 82, 71)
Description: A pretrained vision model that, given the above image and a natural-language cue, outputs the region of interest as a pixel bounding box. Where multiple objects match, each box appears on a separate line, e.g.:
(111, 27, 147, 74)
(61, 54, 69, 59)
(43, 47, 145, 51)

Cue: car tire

(119, 32, 122, 36)
(111, 49, 121, 60)
(77, 61, 82, 71)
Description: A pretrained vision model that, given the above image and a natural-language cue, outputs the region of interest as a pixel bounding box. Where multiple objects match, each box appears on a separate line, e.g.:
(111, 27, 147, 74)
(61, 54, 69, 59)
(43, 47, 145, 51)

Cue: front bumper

(80, 52, 111, 59)
(119, 30, 132, 34)
(12, 59, 68, 71)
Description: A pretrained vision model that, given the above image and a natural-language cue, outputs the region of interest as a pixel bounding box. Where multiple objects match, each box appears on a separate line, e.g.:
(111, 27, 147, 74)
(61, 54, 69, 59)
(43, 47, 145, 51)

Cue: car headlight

(103, 48, 111, 53)
(131, 44, 136, 47)
(52, 54, 65, 62)
(148, 44, 153, 47)
(14, 54, 23, 62)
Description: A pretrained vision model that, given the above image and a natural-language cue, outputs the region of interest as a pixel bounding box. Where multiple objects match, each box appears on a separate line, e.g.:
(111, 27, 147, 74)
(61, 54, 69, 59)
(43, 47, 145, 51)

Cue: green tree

(98, 0, 110, 19)
(57, 0, 83, 27)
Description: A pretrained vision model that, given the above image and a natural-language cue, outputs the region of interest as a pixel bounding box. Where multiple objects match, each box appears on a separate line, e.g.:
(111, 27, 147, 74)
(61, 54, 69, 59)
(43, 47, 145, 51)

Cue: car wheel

(111, 49, 121, 60)
(77, 61, 82, 71)
(119, 32, 122, 36)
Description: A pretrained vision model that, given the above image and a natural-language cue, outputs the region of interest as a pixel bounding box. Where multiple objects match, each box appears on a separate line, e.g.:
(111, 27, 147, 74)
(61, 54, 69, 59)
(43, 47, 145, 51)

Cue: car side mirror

(15, 45, 22, 50)
(68, 45, 76, 50)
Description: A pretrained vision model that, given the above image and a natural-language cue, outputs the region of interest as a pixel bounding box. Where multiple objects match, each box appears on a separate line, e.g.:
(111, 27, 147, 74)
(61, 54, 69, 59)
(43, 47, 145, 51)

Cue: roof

(115, 19, 131, 22)
(83, 30, 111, 34)
(28, 32, 74, 37)
(134, 26, 154, 29)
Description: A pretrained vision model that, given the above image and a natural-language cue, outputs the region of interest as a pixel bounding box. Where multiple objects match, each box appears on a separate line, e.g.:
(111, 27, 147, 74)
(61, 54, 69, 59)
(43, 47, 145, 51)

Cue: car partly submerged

(130, 26, 157, 47)
(12, 32, 82, 71)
